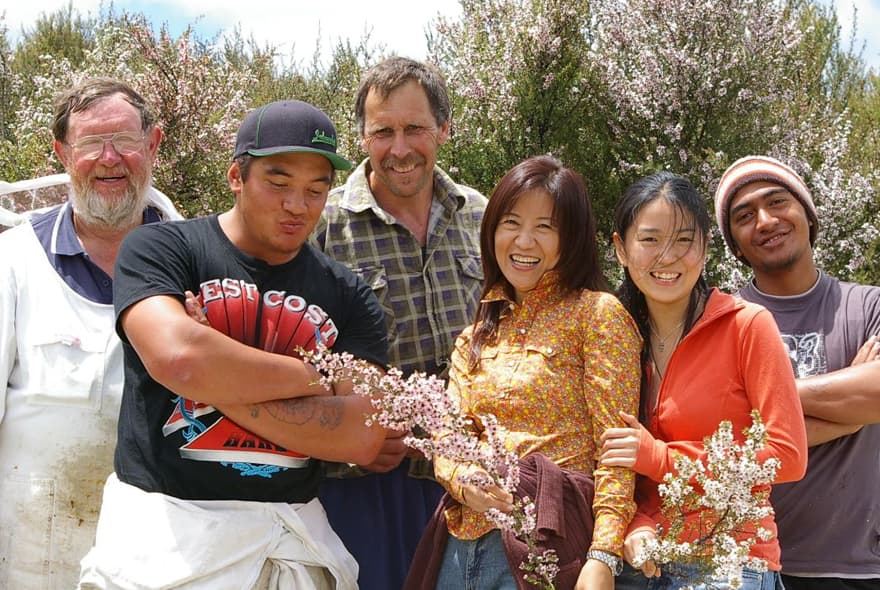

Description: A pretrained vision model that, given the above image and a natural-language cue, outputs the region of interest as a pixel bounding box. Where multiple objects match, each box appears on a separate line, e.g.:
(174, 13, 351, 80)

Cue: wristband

(586, 549, 623, 575)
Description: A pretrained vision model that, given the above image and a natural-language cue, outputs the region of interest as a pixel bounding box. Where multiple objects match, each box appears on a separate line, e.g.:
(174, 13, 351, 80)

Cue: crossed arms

(799, 335, 880, 445)
(120, 294, 385, 465)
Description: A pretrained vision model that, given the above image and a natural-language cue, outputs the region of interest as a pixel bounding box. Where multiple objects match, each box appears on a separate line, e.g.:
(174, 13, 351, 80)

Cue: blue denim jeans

(647, 564, 784, 590)
(435, 529, 518, 590)
(617, 561, 651, 590)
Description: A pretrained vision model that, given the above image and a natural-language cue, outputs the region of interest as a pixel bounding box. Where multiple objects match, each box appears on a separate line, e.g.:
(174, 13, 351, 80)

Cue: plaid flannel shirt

(313, 160, 487, 479)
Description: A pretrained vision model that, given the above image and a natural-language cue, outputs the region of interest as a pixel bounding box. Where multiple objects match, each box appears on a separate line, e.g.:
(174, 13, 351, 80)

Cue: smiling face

(361, 79, 449, 203)
(615, 197, 706, 311)
(494, 189, 561, 304)
(225, 151, 333, 265)
(54, 93, 161, 229)
(728, 180, 813, 276)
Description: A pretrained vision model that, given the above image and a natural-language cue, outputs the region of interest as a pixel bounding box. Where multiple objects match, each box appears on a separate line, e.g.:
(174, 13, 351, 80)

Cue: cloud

(1, 0, 459, 68)
(835, 0, 880, 67)
(2, 1, 104, 34)
(3, 0, 877, 70)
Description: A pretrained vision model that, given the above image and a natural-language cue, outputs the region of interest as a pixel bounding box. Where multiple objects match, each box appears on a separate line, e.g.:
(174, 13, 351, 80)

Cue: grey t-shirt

(739, 271, 880, 577)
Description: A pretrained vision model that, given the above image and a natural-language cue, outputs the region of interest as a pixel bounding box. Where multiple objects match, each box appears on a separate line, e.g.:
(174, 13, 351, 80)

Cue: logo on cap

(312, 130, 337, 148)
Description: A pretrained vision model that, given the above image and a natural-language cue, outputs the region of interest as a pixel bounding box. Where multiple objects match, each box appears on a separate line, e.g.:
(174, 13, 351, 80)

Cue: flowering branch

(633, 411, 780, 588)
(304, 346, 559, 589)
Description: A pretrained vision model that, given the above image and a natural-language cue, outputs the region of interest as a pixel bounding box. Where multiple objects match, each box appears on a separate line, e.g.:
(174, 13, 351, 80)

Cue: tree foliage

(429, 0, 596, 195)
(432, 0, 879, 286)
(0, 1, 877, 284)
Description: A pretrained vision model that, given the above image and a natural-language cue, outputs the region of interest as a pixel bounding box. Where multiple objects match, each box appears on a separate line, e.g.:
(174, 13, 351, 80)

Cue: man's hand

(184, 290, 210, 325)
(600, 411, 648, 468)
(574, 557, 614, 590)
(852, 335, 880, 365)
(358, 429, 409, 472)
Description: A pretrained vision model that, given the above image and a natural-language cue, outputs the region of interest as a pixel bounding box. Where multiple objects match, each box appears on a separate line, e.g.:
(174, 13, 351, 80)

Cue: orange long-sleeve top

(434, 273, 643, 556)
(628, 289, 808, 570)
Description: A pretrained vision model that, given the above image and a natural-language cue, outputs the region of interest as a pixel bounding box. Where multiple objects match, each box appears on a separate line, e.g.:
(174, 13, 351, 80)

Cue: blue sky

(3, 1, 461, 70)
(3, 0, 878, 70)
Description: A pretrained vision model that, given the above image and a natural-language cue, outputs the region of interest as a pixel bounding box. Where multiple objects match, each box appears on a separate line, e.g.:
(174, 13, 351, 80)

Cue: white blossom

(637, 412, 778, 585)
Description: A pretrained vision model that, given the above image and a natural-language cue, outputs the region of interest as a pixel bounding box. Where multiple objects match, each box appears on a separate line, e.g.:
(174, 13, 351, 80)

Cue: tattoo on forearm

(263, 396, 344, 429)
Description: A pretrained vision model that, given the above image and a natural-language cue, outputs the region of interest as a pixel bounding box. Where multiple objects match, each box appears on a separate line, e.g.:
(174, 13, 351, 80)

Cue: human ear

(146, 126, 163, 160)
(612, 232, 627, 267)
(227, 162, 243, 194)
(436, 119, 450, 146)
(53, 139, 69, 168)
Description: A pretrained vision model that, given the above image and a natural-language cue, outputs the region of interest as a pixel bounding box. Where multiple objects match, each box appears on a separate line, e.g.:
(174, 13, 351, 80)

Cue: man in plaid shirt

(313, 56, 487, 590)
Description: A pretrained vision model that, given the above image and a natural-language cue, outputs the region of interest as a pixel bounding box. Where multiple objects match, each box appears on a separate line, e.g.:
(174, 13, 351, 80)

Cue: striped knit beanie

(714, 155, 818, 262)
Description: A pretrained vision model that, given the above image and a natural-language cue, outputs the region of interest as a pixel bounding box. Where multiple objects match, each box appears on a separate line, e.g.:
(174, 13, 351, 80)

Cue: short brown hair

(354, 57, 450, 135)
(52, 77, 155, 142)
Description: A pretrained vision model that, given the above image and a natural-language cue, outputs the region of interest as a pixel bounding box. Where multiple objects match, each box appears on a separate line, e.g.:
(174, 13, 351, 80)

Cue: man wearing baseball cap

(79, 100, 389, 589)
(714, 155, 880, 589)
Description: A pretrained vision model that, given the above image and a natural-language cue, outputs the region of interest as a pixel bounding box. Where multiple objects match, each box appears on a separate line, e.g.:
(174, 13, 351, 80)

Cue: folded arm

(804, 416, 863, 446)
(215, 392, 384, 465)
(798, 340, 880, 426)
(122, 294, 329, 405)
(126, 293, 385, 464)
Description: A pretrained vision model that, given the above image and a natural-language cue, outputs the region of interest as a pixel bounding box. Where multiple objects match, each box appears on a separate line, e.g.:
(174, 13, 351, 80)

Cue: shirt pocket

(455, 254, 483, 280)
(455, 254, 484, 295)
(459, 346, 498, 386)
(510, 344, 560, 398)
(524, 343, 560, 370)
(24, 329, 107, 406)
(352, 265, 396, 341)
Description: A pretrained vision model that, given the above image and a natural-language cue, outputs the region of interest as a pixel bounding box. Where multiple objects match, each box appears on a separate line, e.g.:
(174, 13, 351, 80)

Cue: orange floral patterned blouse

(433, 272, 642, 556)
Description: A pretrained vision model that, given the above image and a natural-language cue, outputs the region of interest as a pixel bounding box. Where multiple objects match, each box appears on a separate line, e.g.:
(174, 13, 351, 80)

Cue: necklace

(650, 319, 685, 353)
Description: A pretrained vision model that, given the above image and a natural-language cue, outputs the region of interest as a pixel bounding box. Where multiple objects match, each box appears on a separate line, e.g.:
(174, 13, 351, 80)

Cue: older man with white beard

(0, 77, 180, 589)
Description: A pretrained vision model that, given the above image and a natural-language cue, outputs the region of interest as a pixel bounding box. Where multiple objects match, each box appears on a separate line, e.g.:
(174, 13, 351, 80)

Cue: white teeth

(652, 272, 678, 280)
(391, 164, 415, 173)
(512, 255, 539, 264)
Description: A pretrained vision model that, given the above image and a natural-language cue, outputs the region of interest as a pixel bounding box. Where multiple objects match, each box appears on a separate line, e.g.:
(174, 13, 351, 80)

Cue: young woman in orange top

(601, 172, 808, 589)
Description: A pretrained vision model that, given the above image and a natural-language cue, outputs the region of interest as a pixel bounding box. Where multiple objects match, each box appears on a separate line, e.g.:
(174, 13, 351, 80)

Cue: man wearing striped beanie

(714, 155, 880, 590)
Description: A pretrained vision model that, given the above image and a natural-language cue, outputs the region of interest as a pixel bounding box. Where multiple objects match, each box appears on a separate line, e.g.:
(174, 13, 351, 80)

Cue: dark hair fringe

(613, 171, 711, 423)
(468, 155, 606, 370)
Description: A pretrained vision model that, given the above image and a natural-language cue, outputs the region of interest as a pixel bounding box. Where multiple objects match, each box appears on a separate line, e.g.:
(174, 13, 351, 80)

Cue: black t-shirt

(112, 214, 388, 502)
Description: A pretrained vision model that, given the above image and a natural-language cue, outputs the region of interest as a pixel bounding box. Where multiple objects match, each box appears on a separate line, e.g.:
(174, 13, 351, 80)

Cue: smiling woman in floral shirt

(427, 155, 642, 590)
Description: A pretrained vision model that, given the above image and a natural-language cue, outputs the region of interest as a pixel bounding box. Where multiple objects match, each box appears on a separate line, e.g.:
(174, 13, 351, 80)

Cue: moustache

(381, 156, 425, 170)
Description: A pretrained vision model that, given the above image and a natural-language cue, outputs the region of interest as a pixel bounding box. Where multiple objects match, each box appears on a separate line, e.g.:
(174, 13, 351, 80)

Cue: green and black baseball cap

(233, 100, 353, 170)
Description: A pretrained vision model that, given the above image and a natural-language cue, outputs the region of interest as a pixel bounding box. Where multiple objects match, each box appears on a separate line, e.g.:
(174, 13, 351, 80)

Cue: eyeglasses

(66, 132, 146, 159)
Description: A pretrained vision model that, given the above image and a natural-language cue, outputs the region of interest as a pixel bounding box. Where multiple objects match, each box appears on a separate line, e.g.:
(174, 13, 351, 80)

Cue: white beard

(69, 172, 151, 230)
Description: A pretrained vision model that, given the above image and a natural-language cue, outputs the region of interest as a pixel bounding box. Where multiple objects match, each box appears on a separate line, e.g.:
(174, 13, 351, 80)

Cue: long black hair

(614, 172, 711, 418)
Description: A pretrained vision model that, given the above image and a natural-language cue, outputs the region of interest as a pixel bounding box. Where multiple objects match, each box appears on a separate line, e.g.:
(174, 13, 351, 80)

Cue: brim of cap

(245, 146, 353, 170)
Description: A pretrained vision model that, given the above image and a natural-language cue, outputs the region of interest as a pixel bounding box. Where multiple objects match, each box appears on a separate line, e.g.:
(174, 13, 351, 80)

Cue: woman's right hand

(454, 467, 515, 513)
(599, 411, 648, 468)
(624, 528, 661, 578)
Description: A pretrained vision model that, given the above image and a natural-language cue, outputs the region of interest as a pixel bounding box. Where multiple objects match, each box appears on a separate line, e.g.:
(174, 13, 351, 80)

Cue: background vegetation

(1, 0, 877, 287)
